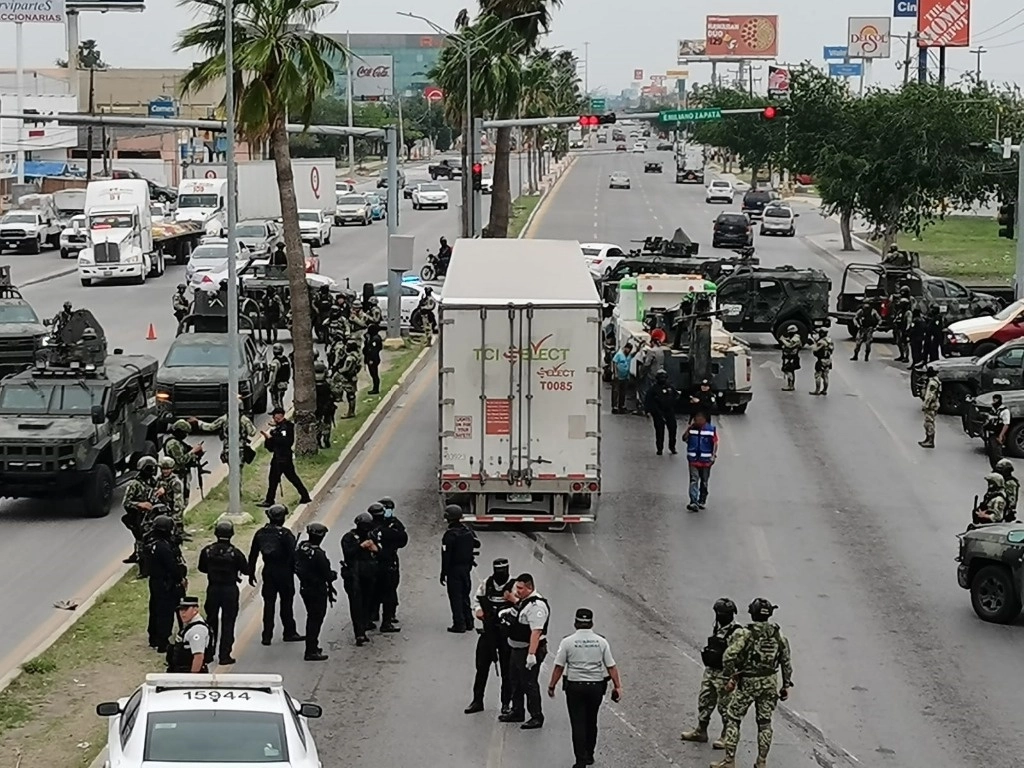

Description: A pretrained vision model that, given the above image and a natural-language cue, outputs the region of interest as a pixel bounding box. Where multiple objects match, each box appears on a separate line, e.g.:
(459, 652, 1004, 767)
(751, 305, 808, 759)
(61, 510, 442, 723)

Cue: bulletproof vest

(274, 356, 291, 384)
(204, 541, 240, 585)
(700, 623, 738, 671)
(985, 408, 1010, 434)
(445, 526, 477, 567)
(294, 541, 322, 584)
(739, 622, 784, 676)
(166, 618, 215, 672)
(507, 594, 550, 643)
(481, 577, 514, 622)
(256, 525, 290, 564)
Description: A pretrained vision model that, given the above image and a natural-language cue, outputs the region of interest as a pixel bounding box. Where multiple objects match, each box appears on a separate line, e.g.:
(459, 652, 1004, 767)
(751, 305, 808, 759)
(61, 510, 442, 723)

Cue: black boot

(464, 700, 484, 714)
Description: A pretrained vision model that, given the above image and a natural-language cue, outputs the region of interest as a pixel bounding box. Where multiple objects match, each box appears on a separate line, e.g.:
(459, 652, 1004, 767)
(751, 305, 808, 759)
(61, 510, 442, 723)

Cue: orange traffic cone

(146, 323, 157, 340)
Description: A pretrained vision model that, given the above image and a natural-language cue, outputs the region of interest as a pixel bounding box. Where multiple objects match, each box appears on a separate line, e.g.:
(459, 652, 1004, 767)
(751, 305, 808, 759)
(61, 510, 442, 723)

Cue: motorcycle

(419, 249, 449, 281)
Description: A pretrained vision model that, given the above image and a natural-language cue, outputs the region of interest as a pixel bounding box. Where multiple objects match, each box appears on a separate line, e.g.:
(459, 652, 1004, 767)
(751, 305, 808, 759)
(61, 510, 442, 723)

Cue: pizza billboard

(705, 15, 779, 58)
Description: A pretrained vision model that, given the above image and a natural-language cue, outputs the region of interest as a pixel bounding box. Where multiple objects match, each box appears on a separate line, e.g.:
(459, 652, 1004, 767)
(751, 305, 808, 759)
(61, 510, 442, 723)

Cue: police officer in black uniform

(341, 512, 380, 646)
(466, 557, 516, 715)
(260, 409, 312, 506)
(440, 504, 481, 633)
(197, 520, 249, 665)
(371, 498, 408, 632)
(247, 504, 305, 646)
(146, 515, 187, 653)
(644, 369, 679, 456)
(294, 522, 337, 662)
(261, 286, 285, 343)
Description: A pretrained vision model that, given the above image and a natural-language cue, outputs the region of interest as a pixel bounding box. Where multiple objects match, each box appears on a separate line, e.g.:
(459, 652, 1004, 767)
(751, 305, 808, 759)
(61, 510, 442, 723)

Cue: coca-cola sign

(351, 54, 394, 99)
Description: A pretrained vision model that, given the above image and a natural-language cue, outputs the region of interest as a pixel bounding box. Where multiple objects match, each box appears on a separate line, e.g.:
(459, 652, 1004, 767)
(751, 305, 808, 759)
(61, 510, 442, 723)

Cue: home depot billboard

(705, 15, 779, 58)
(917, 0, 971, 47)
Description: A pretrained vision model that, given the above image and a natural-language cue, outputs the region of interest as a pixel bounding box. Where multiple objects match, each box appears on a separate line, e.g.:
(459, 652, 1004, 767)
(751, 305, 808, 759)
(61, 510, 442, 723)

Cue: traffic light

(760, 105, 791, 120)
(471, 163, 483, 192)
(578, 113, 616, 126)
(998, 201, 1016, 240)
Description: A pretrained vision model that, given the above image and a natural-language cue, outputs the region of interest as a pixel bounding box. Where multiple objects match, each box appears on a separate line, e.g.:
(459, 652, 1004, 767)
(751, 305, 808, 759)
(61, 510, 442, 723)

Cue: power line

(973, 17, 1024, 43)
(972, 5, 1024, 39)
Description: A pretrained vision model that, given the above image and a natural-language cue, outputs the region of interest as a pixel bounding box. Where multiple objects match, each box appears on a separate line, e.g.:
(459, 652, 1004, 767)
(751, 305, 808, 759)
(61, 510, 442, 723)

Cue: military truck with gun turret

(0, 309, 161, 517)
(0, 266, 48, 377)
(715, 265, 832, 341)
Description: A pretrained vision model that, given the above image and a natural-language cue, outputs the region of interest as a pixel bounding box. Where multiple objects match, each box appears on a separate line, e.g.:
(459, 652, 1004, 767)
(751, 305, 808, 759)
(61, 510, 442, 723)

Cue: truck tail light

(571, 482, 584, 492)
(457, 481, 469, 491)
(587, 482, 599, 492)
(441, 481, 452, 491)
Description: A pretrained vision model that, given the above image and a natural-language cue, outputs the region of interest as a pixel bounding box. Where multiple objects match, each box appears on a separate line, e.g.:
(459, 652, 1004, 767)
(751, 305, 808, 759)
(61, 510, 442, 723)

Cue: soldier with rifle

(163, 419, 205, 506)
(122, 456, 160, 565)
(190, 396, 257, 466)
(172, 284, 190, 327)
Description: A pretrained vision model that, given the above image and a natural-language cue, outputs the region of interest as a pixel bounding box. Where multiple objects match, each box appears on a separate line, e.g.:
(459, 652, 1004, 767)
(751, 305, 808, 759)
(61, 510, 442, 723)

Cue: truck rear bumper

(463, 513, 596, 524)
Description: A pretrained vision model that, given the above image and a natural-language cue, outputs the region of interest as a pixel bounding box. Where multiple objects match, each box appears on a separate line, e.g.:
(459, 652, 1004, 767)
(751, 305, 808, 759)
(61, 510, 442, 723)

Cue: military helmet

(713, 597, 738, 616)
(900, 286, 911, 296)
(368, 296, 379, 306)
(266, 504, 288, 524)
(63, 300, 72, 311)
(925, 365, 937, 376)
(354, 511, 374, 529)
(444, 504, 463, 522)
(137, 455, 158, 472)
(655, 368, 668, 380)
(172, 418, 192, 434)
(985, 472, 1005, 489)
(378, 496, 395, 510)
(313, 361, 327, 375)
(158, 456, 176, 470)
(346, 340, 360, 352)
(816, 327, 828, 337)
(177, 283, 186, 291)
(367, 502, 385, 518)
(748, 597, 778, 619)
(214, 520, 234, 540)
(995, 458, 1015, 476)
(329, 305, 342, 317)
(273, 343, 284, 355)
(306, 522, 329, 538)
(153, 514, 174, 533)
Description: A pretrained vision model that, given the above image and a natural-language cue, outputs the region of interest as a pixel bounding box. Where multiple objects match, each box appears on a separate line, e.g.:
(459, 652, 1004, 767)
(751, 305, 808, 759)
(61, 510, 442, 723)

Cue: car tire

(82, 464, 115, 518)
(970, 564, 1022, 624)
(81, 278, 91, 287)
(973, 341, 999, 357)
(773, 319, 809, 343)
(1006, 421, 1024, 458)
(312, 239, 321, 248)
(325, 232, 331, 245)
(760, 227, 767, 236)
(443, 204, 449, 209)
(787, 228, 796, 237)
(731, 403, 749, 414)
(60, 248, 69, 259)
(29, 237, 41, 254)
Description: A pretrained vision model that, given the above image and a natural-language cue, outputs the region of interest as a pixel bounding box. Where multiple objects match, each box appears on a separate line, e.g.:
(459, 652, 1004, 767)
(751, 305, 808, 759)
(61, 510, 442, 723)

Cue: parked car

(372, 278, 426, 327)
(334, 193, 372, 226)
(411, 183, 449, 210)
(0, 209, 60, 253)
(377, 168, 406, 189)
(615, 143, 627, 152)
(298, 209, 332, 246)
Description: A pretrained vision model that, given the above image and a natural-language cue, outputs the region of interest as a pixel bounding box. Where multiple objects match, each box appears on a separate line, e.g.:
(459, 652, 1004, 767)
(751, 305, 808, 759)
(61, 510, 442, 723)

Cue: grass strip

(0, 341, 424, 767)
(507, 195, 542, 239)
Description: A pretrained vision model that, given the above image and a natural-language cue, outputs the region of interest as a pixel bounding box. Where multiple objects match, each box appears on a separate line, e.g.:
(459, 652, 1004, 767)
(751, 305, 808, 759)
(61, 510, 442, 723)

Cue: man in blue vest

(686, 411, 718, 512)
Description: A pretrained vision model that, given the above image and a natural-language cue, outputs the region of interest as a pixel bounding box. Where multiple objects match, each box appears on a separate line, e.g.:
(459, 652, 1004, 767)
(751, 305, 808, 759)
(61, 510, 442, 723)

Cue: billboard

(917, 0, 970, 47)
(633, 68, 644, 81)
(666, 68, 689, 78)
(677, 38, 708, 62)
(767, 65, 790, 98)
(66, 0, 144, 8)
(829, 62, 863, 77)
(894, 0, 918, 17)
(0, 0, 65, 23)
(848, 17, 892, 58)
(705, 15, 779, 58)
(352, 54, 394, 100)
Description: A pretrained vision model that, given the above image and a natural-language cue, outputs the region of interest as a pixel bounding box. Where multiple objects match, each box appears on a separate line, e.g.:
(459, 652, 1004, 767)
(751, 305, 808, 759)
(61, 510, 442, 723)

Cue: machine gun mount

(34, 308, 108, 374)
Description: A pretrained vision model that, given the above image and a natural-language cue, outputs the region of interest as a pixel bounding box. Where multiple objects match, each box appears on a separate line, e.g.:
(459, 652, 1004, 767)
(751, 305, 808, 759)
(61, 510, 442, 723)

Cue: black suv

(712, 212, 753, 248)
(741, 189, 780, 220)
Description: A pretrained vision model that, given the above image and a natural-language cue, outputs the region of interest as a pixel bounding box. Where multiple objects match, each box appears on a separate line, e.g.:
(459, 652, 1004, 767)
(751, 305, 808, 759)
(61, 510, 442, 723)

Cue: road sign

(893, 0, 917, 17)
(423, 85, 444, 102)
(590, 98, 606, 112)
(659, 107, 722, 123)
(829, 62, 863, 77)
(823, 46, 848, 60)
(148, 98, 177, 118)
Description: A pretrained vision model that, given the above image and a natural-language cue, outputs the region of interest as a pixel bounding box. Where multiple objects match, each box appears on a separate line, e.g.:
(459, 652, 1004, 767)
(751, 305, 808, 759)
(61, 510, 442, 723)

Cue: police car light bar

(146, 673, 284, 688)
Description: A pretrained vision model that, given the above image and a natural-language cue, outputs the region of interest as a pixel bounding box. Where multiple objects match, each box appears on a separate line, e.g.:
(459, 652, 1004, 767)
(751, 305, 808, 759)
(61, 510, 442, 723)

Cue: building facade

(327, 33, 446, 100)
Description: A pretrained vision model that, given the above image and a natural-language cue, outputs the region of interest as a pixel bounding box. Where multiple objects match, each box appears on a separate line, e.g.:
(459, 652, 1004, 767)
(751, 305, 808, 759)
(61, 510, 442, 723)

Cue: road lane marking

(752, 525, 777, 580)
(484, 716, 507, 768)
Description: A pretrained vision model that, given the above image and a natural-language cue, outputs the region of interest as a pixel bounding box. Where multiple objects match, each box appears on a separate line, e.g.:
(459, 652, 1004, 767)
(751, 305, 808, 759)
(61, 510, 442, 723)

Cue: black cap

(700, 379, 710, 386)
(306, 522, 328, 537)
(271, 407, 286, 415)
(493, 558, 509, 569)
(574, 607, 594, 625)
(378, 496, 395, 509)
(178, 596, 201, 610)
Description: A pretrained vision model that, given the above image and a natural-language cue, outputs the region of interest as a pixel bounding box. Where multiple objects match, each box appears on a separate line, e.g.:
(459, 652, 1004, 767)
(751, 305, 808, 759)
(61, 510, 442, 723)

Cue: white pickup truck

(0, 204, 61, 254)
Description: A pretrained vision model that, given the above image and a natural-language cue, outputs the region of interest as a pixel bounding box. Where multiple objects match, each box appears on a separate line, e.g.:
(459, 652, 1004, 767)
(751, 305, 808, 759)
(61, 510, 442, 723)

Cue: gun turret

(34, 308, 108, 371)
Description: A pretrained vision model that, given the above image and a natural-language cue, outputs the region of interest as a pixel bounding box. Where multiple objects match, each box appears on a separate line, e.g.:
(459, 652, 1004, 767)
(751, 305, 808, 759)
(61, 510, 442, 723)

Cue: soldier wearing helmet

(145, 514, 188, 653)
(644, 367, 680, 455)
(294, 522, 337, 661)
(155, 455, 187, 538)
(190, 395, 258, 466)
(172, 283, 190, 325)
(974, 472, 1008, 524)
(778, 323, 803, 392)
(440, 504, 481, 633)
(681, 598, 740, 748)
(809, 327, 833, 396)
(918, 365, 941, 449)
(327, 304, 350, 345)
(50, 301, 74, 335)
(890, 285, 914, 362)
(121, 455, 160, 565)
(247, 504, 304, 646)
(368, 501, 407, 632)
(260, 286, 286, 344)
(197, 520, 249, 665)
(994, 459, 1019, 521)
(363, 293, 383, 327)
(268, 343, 291, 412)
(331, 339, 363, 420)
(341, 512, 381, 646)
(313, 360, 336, 449)
(162, 418, 204, 506)
(713, 599, 793, 768)
(850, 298, 881, 362)
(983, 393, 1012, 468)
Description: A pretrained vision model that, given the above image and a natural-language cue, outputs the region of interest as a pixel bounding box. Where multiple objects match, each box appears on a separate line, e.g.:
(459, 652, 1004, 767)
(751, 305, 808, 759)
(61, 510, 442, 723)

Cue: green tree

(177, 0, 346, 455)
(56, 39, 108, 69)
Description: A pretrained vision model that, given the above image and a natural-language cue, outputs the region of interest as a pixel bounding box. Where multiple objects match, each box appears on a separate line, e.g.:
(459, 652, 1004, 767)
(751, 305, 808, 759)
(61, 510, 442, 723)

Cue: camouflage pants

(852, 328, 874, 358)
(722, 675, 779, 759)
(271, 384, 287, 411)
(813, 363, 830, 393)
(783, 371, 795, 389)
(317, 404, 336, 446)
(923, 408, 937, 440)
(894, 326, 910, 359)
(695, 669, 731, 730)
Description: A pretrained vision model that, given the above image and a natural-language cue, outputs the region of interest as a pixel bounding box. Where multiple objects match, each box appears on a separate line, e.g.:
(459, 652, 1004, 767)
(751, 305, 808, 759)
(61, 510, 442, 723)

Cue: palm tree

(176, 0, 345, 455)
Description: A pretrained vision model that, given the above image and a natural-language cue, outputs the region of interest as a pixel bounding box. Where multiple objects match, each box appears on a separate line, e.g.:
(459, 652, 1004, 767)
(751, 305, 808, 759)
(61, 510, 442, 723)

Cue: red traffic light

(579, 115, 599, 126)
(762, 106, 777, 119)
(472, 163, 482, 174)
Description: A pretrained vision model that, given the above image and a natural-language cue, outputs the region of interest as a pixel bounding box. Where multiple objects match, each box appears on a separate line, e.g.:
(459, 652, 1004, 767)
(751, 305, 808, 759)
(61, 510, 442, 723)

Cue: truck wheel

(29, 237, 41, 254)
(731, 403, 749, 414)
(939, 382, 970, 415)
(80, 278, 92, 287)
(82, 464, 115, 518)
(970, 565, 1022, 623)
(133, 266, 146, 286)
(1007, 422, 1024, 458)
(60, 248, 69, 259)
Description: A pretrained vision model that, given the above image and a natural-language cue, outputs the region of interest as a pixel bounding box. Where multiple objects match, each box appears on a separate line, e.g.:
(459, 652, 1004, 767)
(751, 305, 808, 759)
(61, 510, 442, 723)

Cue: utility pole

(86, 66, 95, 181)
(970, 46, 986, 81)
(903, 33, 913, 86)
(346, 30, 355, 175)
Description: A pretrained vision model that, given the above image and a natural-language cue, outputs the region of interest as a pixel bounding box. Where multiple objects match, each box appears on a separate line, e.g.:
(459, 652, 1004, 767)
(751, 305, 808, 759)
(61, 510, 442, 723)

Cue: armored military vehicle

(956, 522, 1024, 623)
(0, 309, 160, 517)
(911, 338, 1024, 415)
(0, 266, 48, 376)
(715, 265, 832, 341)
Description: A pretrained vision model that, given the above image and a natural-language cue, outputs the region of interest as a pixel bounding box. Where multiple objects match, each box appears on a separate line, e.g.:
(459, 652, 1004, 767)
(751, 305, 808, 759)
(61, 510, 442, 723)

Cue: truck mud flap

(463, 514, 595, 525)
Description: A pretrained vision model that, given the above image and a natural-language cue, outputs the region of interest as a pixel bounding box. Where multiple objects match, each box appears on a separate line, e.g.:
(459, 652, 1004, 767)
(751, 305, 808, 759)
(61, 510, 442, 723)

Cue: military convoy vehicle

(963, 389, 1024, 456)
(0, 310, 160, 517)
(0, 266, 48, 377)
(956, 522, 1024, 623)
(911, 338, 1024, 415)
(715, 265, 832, 341)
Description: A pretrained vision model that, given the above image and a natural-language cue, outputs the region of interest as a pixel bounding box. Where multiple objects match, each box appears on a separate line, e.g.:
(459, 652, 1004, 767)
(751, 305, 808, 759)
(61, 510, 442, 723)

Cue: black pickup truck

(911, 337, 1024, 415)
(963, 389, 1024, 458)
(429, 160, 463, 179)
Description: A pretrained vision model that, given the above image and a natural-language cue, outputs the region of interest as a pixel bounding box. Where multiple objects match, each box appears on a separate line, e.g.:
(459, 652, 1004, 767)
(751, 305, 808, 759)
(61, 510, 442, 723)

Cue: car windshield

(144, 709, 289, 763)
(67, 215, 86, 228)
(0, 304, 40, 323)
(299, 212, 320, 222)
(0, 383, 102, 414)
(191, 245, 228, 260)
(764, 208, 791, 218)
(419, 184, 443, 192)
(178, 194, 219, 208)
(235, 225, 266, 238)
(164, 339, 239, 367)
(339, 196, 366, 205)
(1, 213, 38, 224)
(90, 213, 133, 230)
(993, 299, 1024, 322)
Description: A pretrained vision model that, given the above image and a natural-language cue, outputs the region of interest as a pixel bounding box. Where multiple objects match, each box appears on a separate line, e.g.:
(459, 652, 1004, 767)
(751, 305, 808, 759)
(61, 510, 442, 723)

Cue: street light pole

(346, 30, 355, 175)
(224, 0, 242, 519)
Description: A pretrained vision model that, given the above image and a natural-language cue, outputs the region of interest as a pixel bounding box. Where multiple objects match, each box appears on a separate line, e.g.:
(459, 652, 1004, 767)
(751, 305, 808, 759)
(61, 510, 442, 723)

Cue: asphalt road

(0, 156, 520, 679)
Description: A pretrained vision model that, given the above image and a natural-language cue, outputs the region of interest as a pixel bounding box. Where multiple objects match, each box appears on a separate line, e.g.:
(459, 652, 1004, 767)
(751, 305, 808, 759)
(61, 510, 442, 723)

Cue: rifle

(195, 458, 211, 500)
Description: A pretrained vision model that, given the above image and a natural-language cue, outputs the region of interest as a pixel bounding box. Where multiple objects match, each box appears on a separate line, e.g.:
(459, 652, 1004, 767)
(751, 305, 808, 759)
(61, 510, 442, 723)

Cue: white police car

(95, 673, 323, 767)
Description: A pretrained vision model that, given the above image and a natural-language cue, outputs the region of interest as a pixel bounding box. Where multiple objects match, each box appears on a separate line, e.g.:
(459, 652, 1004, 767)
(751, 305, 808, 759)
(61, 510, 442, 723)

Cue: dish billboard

(352, 54, 394, 100)
(848, 17, 892, 58)
(705, 15, 779, 58)
(677, 38, 708, 62)
(917, 0, 971, 47)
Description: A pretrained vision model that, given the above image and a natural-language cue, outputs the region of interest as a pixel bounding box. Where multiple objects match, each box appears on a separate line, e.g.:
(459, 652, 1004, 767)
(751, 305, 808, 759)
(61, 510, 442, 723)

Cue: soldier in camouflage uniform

(156, 456, 188, 540)
(163, 418, 204, 506)
(335, 340, 362, 419)
(974, 472, 1008, 524)
(172, 284, 190, 327)
(994, 459, 1019, 522)
(314, 361, 336, 448)
(122, 455, 160, 565)
(261, 287, 286, 343)
(348, 303, 368, 344)
(363, 295, 383, 328)
(778, 325, 802, 392)
(850, 299, 881, 362)
(681, 598, 740, 749)
(327, 335, 348, 372)
(268, 344, 291, 412)
(809, 328, 833, 396)
(327, 305, 350, 344)
(190, 397, 257, 465)
(918, 366, 941, 449)
(712, 598, 794, 768)
(890, 286, 914, 362)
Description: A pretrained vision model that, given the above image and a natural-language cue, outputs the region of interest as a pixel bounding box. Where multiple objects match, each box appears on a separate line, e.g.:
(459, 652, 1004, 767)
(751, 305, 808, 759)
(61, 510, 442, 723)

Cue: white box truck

(438, 239, 603, 526)
(201, 159, 337, 226)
